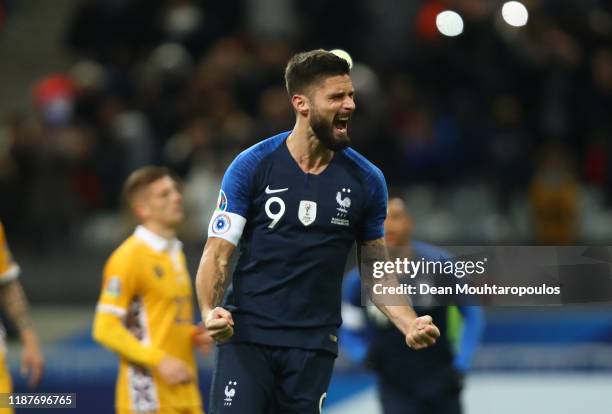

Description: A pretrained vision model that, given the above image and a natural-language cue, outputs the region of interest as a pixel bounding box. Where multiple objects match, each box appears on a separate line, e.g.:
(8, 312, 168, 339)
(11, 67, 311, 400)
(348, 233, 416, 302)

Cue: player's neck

(287, 124, 334, 174)
(141, 222, 177, 240)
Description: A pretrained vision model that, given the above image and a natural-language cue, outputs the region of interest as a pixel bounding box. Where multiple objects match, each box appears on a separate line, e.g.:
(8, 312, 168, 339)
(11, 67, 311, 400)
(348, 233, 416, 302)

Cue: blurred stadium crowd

(1, 0, 612, 247)
(2, 3, 612, 413)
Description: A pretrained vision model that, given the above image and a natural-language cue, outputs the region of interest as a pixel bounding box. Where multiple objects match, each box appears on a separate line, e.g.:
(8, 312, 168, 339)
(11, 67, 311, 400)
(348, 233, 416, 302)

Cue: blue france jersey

(208, 131, 387, 354)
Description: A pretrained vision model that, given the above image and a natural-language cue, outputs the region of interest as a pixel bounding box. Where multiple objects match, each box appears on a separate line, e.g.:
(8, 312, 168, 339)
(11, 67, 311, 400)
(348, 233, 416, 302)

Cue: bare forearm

(359, 238, 417, 334)
(381, 305, 417, 334)
(359, 237, 440, 349)
(370, 273, 418, 336)
(195, 242, 231, 315)
(0, 280, 36, 338)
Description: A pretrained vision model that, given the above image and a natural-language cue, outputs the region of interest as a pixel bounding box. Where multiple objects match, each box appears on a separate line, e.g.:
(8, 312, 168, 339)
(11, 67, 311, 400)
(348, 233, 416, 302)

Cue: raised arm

(195, 237, 236, 341)
(358, 237, 440, 350)
(197, 148, 254, 341)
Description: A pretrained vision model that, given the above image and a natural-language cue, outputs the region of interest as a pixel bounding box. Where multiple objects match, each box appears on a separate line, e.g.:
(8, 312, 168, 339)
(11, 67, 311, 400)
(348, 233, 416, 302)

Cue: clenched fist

(204, 307, 234, 342)
(405, 315, 440, 350)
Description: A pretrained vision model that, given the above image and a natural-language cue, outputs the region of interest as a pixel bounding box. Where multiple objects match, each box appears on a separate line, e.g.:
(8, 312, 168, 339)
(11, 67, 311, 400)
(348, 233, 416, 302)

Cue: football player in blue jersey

(195, 49, 440, 414)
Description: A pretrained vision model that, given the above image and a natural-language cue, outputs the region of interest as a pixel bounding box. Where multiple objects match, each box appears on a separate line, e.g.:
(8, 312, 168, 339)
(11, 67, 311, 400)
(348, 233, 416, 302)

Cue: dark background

(1, 1, 612, 413)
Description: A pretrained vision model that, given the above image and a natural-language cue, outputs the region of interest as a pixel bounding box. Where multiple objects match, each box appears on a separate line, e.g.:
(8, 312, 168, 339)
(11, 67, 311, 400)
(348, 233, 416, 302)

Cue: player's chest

(250, 167, 364, 232)
(141, 253, 192, 298)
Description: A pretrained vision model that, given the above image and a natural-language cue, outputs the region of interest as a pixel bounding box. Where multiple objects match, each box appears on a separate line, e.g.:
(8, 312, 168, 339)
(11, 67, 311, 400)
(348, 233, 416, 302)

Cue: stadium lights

(436, 10, 464, 37)
(502, 1, 529, 27)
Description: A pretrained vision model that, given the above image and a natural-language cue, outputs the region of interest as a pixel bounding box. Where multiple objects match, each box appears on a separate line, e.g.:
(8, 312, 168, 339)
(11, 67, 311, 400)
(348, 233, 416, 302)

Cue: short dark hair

(123, 166, 172, 206)
(284, 49, 350, 96)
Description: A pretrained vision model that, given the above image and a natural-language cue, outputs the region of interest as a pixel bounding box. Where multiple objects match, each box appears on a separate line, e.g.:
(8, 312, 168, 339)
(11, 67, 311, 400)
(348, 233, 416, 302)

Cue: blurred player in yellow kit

(93, 166, 210, 414)
(0, 221, 45, 414)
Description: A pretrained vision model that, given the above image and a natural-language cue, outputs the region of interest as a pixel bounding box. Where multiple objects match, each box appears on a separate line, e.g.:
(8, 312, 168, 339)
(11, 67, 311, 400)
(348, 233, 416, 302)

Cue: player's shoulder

(340, 147, 385, 183)
(105, 235, 147, 269)
(341, 148, 384, 178)
(222, 131, 289, 196)
(232, 131, 289, 167)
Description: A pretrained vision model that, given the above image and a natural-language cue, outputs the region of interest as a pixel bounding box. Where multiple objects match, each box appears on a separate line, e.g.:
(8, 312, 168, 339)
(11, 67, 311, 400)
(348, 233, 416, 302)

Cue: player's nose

(343, 96, 356, 112)
(172, 191, 183, 204)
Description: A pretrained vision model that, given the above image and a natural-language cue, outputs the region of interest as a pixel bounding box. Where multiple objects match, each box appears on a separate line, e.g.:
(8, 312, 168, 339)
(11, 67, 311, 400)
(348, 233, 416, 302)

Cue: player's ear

(130, 192, 150, 221)
(291, 94, 309, 117)
(132, 202, 147, 221)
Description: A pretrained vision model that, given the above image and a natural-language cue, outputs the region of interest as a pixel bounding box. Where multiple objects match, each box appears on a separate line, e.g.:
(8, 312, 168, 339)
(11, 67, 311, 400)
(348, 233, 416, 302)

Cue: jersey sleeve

(0, 222, 20, 284)
(95, 249, 139, 318)
(454, 306, 485, 372)
(358, 166, 388, 241)
(207, 149, 259, 245)
(93, 247, 166, 367)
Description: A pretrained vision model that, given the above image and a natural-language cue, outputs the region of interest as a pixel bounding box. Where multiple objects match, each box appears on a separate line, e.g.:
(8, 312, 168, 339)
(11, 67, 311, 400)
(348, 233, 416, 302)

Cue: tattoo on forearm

(361, 238, 388, 259)
(359, 237, 412, 309)
(205, 248, 230, 308)
(0, 280, 34, 332)
(210, 267, 228, 307)
(359, 237, 394, 283)
(361, 238, 385, 247)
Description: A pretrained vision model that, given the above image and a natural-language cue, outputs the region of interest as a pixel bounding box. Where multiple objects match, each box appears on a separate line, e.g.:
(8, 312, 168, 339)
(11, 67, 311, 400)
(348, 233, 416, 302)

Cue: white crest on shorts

(224, 380, 238, 406)
(298, 200, 317, 226)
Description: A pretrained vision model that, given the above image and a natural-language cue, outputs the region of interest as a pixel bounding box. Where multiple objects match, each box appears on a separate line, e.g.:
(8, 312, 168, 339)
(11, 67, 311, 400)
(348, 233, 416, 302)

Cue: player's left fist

(406, 315, 440, 350)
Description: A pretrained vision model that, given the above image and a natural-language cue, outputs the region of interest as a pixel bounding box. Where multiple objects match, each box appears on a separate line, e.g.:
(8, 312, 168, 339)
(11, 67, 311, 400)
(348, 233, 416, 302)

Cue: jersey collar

(134, 225, 182, 253)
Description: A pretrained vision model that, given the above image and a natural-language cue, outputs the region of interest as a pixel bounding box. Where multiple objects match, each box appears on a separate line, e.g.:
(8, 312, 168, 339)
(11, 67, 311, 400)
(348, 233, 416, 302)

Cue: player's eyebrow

(328, 89, 355, 99)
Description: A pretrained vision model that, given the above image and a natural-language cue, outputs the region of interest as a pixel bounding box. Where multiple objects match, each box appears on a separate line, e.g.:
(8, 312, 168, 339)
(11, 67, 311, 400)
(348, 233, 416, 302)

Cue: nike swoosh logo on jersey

(265, 185, 289, 194)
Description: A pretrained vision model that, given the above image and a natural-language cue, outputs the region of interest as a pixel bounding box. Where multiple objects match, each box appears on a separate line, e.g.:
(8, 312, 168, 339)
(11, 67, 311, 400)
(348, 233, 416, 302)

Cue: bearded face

(307, 75, 355, 151)
(309, 105, 351, 151)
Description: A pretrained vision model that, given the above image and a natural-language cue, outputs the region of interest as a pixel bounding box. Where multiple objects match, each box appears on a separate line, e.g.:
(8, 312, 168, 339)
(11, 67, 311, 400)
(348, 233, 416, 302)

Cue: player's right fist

(204, 307, 234, 342)
(157, 355, 194, 385)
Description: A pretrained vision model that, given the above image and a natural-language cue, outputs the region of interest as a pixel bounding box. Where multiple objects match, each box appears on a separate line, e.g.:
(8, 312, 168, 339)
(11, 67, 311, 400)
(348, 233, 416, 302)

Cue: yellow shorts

(0, 353, 13, 414)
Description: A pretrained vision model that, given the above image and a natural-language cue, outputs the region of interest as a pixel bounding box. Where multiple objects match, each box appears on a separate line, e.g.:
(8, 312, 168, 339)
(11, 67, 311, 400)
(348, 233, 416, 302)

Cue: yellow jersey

(93, 226, 203, 412)
(0, 221, 19, 287)
(0, 221, 20, 354)
(0, 221, 18, 412)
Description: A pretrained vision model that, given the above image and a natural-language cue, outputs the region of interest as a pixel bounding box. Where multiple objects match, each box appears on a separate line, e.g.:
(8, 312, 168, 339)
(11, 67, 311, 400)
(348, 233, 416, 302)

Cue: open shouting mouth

(333, 115, 350, 134)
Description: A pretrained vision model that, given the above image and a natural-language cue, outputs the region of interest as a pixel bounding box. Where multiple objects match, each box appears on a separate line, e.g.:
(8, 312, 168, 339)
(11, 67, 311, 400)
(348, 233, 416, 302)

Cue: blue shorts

(209, 342, 335, 414)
